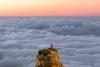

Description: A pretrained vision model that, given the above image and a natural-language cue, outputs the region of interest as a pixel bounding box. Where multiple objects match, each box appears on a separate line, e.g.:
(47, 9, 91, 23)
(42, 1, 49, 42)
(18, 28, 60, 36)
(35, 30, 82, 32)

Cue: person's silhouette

(51, 43, 53, 48)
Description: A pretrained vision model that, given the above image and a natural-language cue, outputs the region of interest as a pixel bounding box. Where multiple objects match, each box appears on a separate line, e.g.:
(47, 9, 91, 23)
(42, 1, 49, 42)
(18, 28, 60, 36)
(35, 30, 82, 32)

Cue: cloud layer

(0, 16, 100, 36)
(0, 16, 100, 67)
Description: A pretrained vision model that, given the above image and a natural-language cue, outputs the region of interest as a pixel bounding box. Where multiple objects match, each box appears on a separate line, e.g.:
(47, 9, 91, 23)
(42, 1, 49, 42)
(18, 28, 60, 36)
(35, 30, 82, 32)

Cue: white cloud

(0, 17, 100, 67)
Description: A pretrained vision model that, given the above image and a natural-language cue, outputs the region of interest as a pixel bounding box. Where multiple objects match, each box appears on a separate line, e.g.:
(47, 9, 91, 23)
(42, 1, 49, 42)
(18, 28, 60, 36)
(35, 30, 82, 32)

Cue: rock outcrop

(35, 44, 65, 67)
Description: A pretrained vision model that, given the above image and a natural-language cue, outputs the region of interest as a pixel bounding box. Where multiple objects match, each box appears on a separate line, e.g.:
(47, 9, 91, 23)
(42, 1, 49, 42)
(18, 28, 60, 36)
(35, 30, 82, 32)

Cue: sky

(0, 0, 100, 16)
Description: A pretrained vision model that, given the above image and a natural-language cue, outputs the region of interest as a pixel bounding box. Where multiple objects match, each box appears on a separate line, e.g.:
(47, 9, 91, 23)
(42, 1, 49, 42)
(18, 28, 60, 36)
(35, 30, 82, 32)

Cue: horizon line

(0, 15, 100, 17)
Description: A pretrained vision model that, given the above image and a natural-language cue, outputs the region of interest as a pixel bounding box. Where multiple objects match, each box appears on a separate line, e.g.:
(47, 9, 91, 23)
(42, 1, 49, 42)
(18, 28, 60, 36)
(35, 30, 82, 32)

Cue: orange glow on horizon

(0, 0, 100, 16)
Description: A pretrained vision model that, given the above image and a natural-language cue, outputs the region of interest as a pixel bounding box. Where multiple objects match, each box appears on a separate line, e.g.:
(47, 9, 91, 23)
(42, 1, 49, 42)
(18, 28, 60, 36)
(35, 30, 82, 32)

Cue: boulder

(35, 45, 65, 67)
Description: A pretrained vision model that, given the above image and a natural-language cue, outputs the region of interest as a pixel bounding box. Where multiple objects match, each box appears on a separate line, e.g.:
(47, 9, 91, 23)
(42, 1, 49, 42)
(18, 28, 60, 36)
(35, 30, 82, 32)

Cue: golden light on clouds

(0, 0, 100, 16)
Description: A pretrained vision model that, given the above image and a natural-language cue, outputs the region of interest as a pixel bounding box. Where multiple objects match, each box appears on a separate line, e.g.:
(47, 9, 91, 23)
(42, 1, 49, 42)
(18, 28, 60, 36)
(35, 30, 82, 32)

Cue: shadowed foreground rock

(35, 45, 65, 67)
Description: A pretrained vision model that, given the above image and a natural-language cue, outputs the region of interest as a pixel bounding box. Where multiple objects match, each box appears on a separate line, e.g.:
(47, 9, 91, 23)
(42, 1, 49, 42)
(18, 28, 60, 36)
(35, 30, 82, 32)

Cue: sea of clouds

(0, 16, 100, 67)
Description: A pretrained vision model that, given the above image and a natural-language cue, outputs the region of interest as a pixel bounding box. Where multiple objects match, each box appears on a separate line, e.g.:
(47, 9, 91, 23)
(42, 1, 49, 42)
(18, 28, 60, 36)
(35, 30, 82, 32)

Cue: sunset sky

(0, 0, 100, 16)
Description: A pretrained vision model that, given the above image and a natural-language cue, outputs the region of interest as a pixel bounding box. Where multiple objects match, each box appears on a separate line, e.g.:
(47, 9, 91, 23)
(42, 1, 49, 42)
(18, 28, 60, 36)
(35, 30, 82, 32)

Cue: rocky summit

(35, 46, 65, 67)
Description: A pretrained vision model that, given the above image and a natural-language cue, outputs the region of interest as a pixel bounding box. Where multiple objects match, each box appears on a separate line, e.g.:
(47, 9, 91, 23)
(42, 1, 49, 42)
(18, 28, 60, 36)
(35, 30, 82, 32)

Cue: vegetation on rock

(35, 44, 65, 67)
